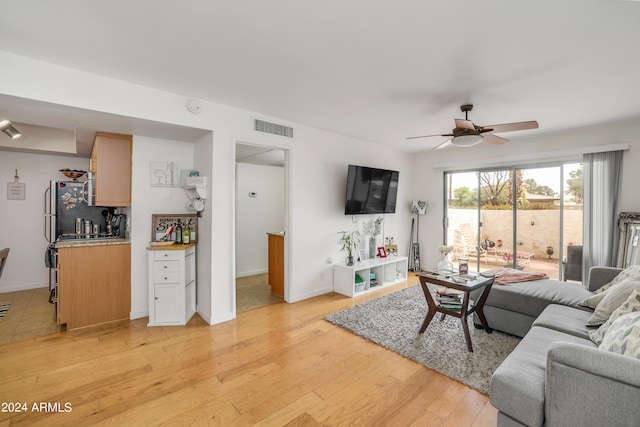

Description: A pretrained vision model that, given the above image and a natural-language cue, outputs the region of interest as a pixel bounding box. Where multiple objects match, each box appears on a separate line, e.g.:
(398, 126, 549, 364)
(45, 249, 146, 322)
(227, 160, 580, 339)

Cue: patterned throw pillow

(586, 279, 640, 326)
(599, 311, 640, 359)
(590, 289, 640, 345)
(580, 264, 640, 307)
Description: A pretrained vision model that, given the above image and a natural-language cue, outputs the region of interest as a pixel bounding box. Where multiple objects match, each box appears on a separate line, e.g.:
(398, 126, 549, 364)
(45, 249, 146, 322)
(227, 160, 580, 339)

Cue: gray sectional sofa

(475, 267, 640, 427)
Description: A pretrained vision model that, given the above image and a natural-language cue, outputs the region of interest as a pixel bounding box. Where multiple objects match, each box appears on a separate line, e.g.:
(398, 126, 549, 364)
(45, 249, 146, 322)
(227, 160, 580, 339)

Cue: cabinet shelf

(333, 256, 408, 297)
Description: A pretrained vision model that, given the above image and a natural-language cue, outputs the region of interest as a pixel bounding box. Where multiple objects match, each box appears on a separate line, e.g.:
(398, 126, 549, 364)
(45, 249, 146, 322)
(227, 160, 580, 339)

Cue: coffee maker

(108, 214, 127, 238)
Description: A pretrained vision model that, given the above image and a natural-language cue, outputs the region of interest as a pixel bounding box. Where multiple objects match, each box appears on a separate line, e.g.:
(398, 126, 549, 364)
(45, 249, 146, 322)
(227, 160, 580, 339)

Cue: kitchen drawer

(154, 250, 183, 261)
(153, 271, 181, 283)
(153, 260, 180, 273)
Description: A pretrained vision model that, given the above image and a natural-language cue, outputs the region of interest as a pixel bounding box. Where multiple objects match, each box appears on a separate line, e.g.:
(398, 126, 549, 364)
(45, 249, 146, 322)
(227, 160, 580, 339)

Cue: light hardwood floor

(0, 273, 497, 426)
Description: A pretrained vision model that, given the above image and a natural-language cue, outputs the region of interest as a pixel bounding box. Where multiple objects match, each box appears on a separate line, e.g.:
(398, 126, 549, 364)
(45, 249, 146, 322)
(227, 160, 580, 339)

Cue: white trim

(432, 143, 630, 170)
(236, 268, 268, 278)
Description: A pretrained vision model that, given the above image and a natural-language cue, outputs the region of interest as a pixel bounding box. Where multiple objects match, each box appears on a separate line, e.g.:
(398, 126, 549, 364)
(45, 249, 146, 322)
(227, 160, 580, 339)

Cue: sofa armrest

(587, 266, 622, 292)
(545, 341, 640, 427)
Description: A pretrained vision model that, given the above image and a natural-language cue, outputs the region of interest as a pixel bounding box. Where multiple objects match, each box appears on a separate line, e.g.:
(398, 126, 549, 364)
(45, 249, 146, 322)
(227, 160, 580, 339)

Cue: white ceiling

(1, 0, 640, 153)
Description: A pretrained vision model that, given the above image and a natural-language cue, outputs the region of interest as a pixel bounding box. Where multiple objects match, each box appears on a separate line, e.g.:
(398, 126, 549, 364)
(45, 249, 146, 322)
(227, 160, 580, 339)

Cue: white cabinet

(333, 256, 408, 297)
(147, 244, 196, 326)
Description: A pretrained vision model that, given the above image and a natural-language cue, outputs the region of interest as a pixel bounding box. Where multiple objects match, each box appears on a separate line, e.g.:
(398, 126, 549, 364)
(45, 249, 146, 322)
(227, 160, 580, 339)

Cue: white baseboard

(0, 282, 48, 294)
(236, 268, 268, 278)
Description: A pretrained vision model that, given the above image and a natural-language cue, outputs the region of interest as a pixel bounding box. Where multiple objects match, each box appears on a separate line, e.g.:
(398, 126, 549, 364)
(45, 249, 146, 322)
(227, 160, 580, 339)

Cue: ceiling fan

(406, 104, 538, 150)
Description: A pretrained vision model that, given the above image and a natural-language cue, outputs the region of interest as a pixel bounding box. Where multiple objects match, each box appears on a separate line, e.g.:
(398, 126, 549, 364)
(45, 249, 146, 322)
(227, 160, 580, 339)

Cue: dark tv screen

(344, 165, 399, 215)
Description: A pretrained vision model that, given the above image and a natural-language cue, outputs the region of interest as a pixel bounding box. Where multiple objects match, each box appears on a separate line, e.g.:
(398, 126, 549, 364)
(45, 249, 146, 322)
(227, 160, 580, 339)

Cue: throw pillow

(586, 279, 640, 326)
(580, 264, 640, 307)
(589, 288, 640, 345)
(599, 311, 640, 359)
(579, 290, 608, 309)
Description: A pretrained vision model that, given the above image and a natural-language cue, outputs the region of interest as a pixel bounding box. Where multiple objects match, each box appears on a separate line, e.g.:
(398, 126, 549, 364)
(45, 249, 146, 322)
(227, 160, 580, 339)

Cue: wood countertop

(146, 242, 197, 251)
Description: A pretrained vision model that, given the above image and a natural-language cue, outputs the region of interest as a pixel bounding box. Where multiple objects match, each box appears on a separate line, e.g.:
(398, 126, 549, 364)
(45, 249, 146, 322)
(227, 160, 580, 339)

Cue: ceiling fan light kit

(452, 134, 484, 147)
(407, 104, 538, 150)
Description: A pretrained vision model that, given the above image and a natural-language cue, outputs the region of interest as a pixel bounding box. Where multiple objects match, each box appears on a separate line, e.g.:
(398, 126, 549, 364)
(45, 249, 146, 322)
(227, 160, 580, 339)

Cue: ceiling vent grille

(254, 119, 293, 138)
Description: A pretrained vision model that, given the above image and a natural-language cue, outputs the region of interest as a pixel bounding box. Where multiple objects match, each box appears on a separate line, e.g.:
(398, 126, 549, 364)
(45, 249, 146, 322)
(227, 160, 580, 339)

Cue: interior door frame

(232, 137, 292, 310)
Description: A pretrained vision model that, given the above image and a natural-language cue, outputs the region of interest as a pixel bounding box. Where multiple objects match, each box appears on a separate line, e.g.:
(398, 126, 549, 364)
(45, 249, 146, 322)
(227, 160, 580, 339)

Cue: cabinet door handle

(164, 277, 168, 280)
(164, 265, 168, 269)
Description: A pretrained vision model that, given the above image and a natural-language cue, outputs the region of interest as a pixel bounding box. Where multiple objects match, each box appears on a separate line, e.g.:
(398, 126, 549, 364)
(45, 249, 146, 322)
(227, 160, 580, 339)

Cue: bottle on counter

(175, 221, 183, 244)
(183, 223, 191, 244)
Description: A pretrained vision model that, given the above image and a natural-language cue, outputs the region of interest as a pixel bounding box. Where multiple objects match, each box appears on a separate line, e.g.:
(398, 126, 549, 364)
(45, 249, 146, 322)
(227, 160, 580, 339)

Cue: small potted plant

(338, 230, 360, 266)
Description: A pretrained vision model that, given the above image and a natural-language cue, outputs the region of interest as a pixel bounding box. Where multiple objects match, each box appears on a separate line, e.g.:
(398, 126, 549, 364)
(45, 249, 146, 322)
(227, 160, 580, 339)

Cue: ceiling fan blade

(483, 134, 509, 145)
(455, 119, 476, 131)
(433, 139, 452, 150)
(406, 133, 454, 140)
(481, 121, 539, 134)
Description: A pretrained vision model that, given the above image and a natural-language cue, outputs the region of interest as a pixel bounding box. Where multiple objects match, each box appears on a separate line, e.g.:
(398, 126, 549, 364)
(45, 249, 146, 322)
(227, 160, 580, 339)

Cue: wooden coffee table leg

(461, 318, 473, 352)
(474, 284, 494, 333)
(418, 278, 438, 334)
(419, 309, 436, 334)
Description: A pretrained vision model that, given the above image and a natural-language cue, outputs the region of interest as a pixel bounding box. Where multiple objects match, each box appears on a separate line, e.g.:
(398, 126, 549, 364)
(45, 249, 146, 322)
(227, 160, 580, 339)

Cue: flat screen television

(344, 164, 399, 215)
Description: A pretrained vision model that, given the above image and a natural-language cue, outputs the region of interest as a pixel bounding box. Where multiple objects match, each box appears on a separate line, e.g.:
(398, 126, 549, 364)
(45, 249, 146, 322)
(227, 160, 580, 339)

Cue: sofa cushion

(599, 311, 640, 358)
(586, 279, 640, 326)
(532, 304, 593, 340)
(590, 288, 640, 345)
(490, 326, 596, 427)
(484, 279, 592, 319)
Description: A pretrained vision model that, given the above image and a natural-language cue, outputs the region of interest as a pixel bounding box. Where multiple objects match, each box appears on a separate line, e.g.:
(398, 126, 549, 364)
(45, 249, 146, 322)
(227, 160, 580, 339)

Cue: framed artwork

(377, 246, 387, 258)
(150, 162, 176, 187)
(151, 214, 198, 242)
(358, 249, 367, 261)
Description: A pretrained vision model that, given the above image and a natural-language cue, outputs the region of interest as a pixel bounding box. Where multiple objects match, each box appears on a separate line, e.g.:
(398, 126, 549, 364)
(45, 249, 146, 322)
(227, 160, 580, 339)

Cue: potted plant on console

(338, 230, 360, 266)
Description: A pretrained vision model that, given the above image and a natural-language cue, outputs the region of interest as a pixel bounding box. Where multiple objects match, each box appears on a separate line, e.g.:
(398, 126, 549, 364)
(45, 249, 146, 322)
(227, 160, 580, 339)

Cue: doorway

(235, 143, 287, 312)
(444, 162, 583, 281)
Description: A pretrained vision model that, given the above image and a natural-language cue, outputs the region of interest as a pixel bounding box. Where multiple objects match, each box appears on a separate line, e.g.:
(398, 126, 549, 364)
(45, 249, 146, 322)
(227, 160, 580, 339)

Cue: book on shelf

(439, 303, 463, 310)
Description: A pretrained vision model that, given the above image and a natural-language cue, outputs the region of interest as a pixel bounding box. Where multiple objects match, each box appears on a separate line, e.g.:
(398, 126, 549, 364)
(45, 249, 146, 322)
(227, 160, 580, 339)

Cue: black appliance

(344, 164, 399, 215)
(45, 181, 108, 242)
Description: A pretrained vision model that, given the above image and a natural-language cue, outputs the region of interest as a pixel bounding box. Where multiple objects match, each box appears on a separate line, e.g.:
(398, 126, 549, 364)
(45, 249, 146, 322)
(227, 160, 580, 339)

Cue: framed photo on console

(377, 246, 387, 258)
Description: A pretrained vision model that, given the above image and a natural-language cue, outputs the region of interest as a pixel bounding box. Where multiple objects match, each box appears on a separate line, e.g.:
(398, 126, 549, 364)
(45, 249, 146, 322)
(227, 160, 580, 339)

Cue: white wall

(130, 135, 194, 319)
(235, 163, 285, 277)
(410, 119, 640, 271)
(0, 151, 89, 292)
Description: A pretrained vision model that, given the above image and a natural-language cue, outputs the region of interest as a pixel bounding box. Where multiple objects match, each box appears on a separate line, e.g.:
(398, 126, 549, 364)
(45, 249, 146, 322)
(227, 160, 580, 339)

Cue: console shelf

(333, 256, 408, 297)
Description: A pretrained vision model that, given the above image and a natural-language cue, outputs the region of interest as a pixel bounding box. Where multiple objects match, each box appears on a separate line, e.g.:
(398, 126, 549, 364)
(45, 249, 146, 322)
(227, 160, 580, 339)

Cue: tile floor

(0, 287, 63, 344)
(236, 273, 284, 312)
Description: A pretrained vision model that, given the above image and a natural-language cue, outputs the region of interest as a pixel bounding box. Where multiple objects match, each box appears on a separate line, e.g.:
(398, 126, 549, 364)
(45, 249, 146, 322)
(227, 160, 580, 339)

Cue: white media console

(333, 256, 408, 297)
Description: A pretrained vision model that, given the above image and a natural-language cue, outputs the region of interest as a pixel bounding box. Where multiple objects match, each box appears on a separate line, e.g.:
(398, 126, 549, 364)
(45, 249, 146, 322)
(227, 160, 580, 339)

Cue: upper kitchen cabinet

(90, 132, 132, 206)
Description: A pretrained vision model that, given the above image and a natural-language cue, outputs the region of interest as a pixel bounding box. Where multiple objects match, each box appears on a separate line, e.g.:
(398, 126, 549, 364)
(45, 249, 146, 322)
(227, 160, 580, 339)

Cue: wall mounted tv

(344, 164, 399, 215)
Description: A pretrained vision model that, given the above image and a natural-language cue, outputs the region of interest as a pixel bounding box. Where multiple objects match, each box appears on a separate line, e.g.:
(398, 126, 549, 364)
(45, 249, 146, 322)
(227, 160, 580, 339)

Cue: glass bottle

(175, 221, 183, 244)
(183, 223, 191, 244)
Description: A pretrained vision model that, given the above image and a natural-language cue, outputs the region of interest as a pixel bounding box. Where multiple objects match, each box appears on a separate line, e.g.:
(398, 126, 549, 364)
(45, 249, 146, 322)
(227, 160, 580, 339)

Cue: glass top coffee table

(416, 271, 494, 352)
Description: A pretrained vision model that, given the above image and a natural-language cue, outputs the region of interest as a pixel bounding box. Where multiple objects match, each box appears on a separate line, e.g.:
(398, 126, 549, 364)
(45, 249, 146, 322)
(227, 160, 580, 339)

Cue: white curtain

(582, 150, 623, 279)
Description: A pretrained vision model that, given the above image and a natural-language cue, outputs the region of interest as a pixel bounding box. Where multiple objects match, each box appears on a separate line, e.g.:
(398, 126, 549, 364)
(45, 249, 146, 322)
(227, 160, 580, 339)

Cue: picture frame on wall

(151, 214, 198, 242)
(150, 162, 176, 187)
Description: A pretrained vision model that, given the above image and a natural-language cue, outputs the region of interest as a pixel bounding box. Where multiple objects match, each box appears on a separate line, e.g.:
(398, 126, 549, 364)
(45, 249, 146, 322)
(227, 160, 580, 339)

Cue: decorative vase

(346, 255, 354, 266)
(369, 236, 377, 259)
(437, 253, 453, 272)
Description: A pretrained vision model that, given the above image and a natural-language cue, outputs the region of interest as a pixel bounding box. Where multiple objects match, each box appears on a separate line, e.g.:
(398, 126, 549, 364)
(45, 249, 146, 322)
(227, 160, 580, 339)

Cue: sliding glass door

(444, 162, 583, 281)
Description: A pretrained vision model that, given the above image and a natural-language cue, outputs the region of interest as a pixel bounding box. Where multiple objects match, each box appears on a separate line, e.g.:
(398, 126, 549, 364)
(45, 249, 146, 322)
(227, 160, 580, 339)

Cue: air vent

(254, 119, 294, 138)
